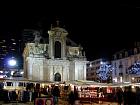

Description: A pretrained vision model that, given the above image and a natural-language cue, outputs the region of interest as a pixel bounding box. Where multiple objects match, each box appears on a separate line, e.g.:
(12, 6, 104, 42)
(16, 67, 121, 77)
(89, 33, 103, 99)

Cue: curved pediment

(48, 27, 68, 37)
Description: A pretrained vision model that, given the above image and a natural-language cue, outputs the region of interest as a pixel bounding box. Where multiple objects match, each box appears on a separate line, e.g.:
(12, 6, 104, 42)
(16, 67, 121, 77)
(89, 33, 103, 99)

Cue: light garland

(129, 61, 140, 74)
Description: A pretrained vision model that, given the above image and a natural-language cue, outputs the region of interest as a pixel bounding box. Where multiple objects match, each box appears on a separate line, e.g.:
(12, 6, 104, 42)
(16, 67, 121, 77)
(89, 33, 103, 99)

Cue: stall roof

(66, 80, 131, 87)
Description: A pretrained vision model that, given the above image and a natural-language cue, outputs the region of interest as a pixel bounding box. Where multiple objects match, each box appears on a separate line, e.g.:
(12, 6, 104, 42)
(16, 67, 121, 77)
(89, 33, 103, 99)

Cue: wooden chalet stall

(66, 80, 131, 103)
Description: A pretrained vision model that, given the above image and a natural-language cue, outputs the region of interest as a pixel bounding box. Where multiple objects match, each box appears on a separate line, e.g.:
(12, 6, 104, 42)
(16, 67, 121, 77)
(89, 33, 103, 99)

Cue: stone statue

(33, 31, 42, 46)
(29, 46, 34, 55)
(34, 44, 45, 54)
(83, 51, 86, 57)
(44, 46, 49, 58)
(79, 45, 83, 56)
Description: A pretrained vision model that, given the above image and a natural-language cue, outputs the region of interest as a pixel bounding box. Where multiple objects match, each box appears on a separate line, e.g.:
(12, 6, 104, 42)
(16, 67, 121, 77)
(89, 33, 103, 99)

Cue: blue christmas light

(96, 63, 112, 80)
(129, 61, 140, 74)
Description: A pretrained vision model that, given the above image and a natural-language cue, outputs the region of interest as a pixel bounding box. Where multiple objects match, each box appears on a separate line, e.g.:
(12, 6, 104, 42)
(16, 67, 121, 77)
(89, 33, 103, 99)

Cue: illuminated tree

(96, 63, 112, 81)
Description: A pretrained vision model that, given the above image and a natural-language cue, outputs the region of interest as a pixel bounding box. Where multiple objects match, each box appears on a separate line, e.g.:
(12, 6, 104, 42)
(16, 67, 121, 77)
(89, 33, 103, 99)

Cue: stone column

(49, 36, 54, 59)
(83, 64, 87, 80)
(29, 57, 34, 80)
(50, 66, 54, 81)
(62, 38, 66, 59)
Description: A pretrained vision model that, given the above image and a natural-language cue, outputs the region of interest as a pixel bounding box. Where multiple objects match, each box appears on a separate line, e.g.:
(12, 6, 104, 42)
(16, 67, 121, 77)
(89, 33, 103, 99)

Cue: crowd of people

(2, 82, 140, 105)
(68, 86, 79, 105)
(116, 86, 140, 105)
(0, 84, 80, 105)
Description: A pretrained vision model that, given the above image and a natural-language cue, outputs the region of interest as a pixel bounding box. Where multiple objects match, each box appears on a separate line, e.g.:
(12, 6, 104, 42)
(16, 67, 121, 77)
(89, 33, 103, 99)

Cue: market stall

(66, 80, 131, 103)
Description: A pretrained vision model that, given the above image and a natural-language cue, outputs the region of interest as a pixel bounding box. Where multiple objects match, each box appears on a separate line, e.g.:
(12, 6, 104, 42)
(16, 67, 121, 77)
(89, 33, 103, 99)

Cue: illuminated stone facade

(112, 46, 140, 83)
(23, 25, 87, 82)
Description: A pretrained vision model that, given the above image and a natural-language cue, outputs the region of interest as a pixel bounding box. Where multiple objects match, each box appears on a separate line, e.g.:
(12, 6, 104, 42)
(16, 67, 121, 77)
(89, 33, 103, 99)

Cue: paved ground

(0, 100, 118, 105)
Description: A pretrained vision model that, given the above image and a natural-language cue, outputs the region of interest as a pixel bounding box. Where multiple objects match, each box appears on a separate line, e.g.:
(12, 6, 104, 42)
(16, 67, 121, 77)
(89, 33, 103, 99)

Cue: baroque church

(23, 23, 87, 82)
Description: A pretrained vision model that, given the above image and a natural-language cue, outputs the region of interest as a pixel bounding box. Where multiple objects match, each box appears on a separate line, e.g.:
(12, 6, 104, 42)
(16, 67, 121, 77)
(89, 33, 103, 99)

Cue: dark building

(22, 29, 36, 44)
(21, 29, 36, 51)
(0, 37, 22, 70)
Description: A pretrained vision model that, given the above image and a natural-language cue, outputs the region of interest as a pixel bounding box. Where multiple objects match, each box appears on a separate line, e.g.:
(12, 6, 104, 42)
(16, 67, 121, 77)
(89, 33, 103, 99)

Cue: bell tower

(48, 21, 68, 59)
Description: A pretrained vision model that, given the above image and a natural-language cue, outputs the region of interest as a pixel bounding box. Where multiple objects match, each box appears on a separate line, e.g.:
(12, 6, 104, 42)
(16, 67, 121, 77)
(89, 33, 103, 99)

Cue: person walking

(116, 88, 123, 105)
(52, 86, 60, 105)
(68, 91, 75, 105)
(136, 87, 140, 105)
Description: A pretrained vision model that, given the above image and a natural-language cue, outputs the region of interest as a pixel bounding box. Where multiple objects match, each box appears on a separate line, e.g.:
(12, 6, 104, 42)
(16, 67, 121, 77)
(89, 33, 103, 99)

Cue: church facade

(23, 24, 87, 82)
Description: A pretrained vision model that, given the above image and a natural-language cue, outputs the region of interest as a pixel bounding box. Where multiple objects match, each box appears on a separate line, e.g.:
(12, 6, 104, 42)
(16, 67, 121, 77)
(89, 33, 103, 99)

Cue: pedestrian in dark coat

(136, 87, 140, 105)
(68, 91, 75, 105)
(116, 88, 123, 105)
(52, 86, 60, 105)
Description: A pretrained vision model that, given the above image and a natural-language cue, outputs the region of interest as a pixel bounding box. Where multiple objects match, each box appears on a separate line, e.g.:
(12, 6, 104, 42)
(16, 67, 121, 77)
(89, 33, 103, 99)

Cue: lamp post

(7, 57, 17, 77)
(7, 58, 18, 79)
(6, 58, 18, 95)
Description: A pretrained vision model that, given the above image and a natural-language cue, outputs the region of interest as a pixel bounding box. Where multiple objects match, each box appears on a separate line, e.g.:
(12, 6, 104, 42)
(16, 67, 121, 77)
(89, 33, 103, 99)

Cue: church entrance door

(54, 73, 61, 81)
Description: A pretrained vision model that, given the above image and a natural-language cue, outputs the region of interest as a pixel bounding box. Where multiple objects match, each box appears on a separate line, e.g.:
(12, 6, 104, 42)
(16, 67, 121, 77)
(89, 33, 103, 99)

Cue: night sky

(0, 1, 140, 61)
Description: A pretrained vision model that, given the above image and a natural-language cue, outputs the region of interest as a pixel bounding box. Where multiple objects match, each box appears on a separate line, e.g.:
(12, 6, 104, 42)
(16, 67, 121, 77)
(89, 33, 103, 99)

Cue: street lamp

(6, 57, 17, 77)
(131, 77, 135, 83)
(7, 57, 19, 90)
(8, 59, 17, 67)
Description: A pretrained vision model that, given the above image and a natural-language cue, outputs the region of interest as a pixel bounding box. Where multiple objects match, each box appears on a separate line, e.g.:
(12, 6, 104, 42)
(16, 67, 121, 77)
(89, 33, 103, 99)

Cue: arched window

(54, 73, 61, 81)
(54, 41, 61, 58)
